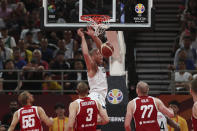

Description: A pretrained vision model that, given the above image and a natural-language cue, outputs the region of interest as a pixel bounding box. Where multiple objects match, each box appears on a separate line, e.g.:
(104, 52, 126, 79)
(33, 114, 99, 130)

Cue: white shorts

(88, 92, 106, 108)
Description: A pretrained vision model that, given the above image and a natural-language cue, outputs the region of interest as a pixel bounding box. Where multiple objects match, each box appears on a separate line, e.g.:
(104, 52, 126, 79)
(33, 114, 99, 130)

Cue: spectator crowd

(168, 0, 197, 91)
(0, 0, 109, 93)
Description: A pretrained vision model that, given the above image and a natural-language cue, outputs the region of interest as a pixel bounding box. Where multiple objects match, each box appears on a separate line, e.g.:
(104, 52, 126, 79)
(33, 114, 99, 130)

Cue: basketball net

(81, 15, 110, 36)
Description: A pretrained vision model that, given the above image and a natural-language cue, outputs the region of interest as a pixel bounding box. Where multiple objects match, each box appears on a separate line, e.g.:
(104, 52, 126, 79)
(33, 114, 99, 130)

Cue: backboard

(41, 0, 154, 30)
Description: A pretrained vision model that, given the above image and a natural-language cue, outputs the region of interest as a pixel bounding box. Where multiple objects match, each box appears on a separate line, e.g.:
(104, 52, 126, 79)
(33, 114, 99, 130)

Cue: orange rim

(81, 15, 110, 23)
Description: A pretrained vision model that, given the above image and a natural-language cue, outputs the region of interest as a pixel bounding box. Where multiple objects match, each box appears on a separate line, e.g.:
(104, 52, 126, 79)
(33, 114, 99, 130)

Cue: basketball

(101, 42, 114, 58)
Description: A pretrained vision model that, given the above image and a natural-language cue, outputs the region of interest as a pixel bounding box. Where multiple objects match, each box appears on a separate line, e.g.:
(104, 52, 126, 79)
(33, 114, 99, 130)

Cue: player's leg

(88, 92, 106, 108)
(88, 92, 108, 131)
(96, 107, 108, 131)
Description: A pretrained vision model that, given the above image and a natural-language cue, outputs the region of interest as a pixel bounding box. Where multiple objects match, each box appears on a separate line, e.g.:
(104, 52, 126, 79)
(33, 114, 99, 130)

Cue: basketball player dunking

(190, 80, 197, 131)
(65, 82, 109, 131)
(77, 28, 108, 108)
(125, 81, 174, 131)
(8, 91, 53, 131)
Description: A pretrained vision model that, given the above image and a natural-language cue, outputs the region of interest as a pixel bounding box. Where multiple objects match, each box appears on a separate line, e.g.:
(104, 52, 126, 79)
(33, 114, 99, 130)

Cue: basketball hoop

(81, 15, 110, 36)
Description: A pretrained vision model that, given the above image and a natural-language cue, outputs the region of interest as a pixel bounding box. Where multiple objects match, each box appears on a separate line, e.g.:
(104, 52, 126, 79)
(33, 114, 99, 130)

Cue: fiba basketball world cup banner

(102, 76, 128, 131)
(132, 0, 149, 24)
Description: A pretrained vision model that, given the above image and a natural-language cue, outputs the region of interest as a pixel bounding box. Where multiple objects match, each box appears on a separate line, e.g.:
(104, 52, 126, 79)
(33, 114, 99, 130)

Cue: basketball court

(41, 0, 154, 130)
(0, 0, 193, 131)
(41, 0, 154, 77)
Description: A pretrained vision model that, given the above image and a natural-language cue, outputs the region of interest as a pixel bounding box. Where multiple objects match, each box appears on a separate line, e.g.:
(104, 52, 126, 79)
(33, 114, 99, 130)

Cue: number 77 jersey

(75, 97, 99, 131)
(133, 96, 160, 131)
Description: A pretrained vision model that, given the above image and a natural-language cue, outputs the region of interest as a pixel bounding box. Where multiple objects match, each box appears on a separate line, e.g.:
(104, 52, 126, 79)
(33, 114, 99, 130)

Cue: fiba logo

(135, 4, 145, 16)
(48, 5, 56, 13)
(107, 89, 123, 104)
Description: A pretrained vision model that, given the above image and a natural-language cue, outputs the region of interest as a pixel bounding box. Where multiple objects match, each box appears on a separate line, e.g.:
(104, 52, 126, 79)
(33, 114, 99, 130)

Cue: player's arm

(193, 102, 197, 119)
(77, 28, 95, 72)
(125, 100, 134, 131)
(155, 98, 174, 118)
(166, 116, 180, 131)
(8, 111, 19, 131)
(65, 102, 78, 131)
(97, 102, 109, 125)
(38, 107, 53, 127)
(85, 27, 102, 51)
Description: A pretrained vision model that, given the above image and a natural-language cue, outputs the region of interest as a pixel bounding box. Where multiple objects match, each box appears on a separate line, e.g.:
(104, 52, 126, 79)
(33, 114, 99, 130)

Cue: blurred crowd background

(168, 0, 197, 91)
(0, 0, 196, 94)
(0, 0, 109, 93)
(0, 0, 197, 130)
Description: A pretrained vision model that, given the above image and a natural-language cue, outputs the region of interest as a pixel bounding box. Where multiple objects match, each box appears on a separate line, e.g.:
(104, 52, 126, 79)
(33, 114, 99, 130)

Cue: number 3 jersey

(133, 96, 160, 131)
(18, 105, 42, 131)
(75, 97, 98, 131)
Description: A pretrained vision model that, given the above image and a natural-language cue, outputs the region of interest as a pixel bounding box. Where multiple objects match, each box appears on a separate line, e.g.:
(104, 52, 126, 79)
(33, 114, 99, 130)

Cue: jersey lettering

(22, 114, 35, 128)
(140, 105, 153, 118)
(86, 108, 93, 122)
(133, 96, 160, 131)
(75, 97, 98, 131)
(18, 106, 42, 131)
(160, 121, 165, 130)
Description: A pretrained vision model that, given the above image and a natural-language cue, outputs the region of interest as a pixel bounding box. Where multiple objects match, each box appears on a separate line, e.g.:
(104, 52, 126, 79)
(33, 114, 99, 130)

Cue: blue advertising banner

(102, 76, 128, 131)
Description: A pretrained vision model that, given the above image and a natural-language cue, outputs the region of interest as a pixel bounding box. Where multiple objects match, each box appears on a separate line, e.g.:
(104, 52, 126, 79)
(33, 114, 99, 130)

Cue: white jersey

(88, 66, 108, 99)
(157, 112, 168, 131)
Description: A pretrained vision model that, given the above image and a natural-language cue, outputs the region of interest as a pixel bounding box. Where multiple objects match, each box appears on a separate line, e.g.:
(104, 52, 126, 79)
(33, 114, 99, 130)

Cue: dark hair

(26, 31, 33, 37)
(74, 51, 82, 56)
(1, 26, 8, 31)
(190, 27, 196, 34)
(74, 59, 83, 64)
(38, 31, 45, 36)
(43, 72, 52, 78)
(54, 103, 65, 110)
(10, 99, 18, 104)
(28, 20, 35, 25)
(12, 47, 20, 52)
(169, 100, 180, 107)
(56, 51, 65, 56)
(3, 59, 14, 68)
(191, 80, 197, 94)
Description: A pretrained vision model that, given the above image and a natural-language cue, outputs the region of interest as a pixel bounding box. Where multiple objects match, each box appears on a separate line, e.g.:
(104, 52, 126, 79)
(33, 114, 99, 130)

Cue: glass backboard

(41, 0, 154, 30)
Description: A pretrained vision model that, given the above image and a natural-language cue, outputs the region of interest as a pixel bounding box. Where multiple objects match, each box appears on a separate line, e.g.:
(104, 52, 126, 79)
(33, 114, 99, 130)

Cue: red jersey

(75, 97, 98, 131)
(18, 105, 42, 131)
(192, 115, 197, 131)
(192, 102, 197, 131)
(133, 96, 160, 131)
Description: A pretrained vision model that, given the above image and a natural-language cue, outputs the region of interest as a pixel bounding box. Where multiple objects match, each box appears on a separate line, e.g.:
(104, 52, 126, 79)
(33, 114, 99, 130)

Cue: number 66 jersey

(18, 105, 42, 131)
(133, 96, 160, 131)
(75, 97, 98, 131)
